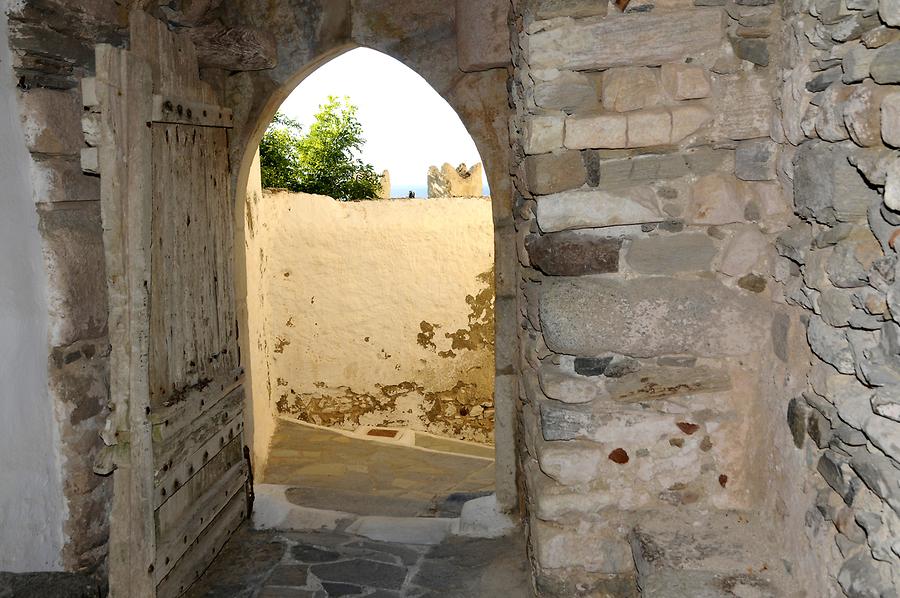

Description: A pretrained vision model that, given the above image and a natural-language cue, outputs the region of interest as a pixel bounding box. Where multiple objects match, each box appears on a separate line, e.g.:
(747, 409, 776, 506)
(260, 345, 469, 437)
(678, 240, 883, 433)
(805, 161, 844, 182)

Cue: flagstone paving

(184, 525, 532, 598)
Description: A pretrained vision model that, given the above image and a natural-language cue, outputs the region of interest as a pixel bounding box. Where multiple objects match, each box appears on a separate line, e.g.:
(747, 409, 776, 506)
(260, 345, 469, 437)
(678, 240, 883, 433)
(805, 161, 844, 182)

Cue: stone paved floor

(184, 524, 532, 598)
(262, 420, 495, 517)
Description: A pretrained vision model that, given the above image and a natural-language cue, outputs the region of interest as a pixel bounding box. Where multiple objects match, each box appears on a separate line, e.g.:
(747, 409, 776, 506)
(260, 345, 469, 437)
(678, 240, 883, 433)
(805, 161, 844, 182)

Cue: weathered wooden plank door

(83, 10, 248, 598)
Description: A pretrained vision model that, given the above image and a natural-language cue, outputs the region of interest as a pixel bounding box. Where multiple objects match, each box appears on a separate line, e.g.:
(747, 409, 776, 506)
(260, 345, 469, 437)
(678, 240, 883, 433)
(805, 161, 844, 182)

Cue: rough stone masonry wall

(509, 0, 832, 594)
(776, 0, 900, 594)
(252, 192, 496, 443)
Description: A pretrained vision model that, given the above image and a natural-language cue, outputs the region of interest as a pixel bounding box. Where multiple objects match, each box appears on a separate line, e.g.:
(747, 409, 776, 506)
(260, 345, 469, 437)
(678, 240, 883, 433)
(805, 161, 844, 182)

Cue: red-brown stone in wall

(676, 422, 700, 435)
(609, 448, 630, 464)
(526, 231, 621, 276)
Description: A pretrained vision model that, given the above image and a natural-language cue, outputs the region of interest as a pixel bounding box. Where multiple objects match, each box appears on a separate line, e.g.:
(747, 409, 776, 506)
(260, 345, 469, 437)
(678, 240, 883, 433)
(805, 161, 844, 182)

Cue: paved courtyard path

(185, 524, 532, 598)
(261, 420, 496, 518)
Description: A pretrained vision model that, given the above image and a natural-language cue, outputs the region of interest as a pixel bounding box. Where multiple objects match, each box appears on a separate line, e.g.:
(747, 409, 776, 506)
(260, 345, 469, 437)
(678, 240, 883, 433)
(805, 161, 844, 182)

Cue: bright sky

(277, 48, 488, 198)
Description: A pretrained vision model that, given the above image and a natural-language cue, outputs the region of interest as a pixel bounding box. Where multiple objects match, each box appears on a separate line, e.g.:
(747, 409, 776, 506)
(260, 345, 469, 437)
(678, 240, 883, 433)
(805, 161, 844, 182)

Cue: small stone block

(733, 38, 770, 66)
(574, 356, 614, 377)
(735, 138, 777, 181)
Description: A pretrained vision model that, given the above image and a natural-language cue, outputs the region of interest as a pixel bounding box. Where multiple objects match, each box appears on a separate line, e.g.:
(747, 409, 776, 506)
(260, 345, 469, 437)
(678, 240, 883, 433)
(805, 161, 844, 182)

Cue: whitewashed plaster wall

(239, 152, 278, 475)
(0, 0, 65, 571)
(251, 192, 496, 443)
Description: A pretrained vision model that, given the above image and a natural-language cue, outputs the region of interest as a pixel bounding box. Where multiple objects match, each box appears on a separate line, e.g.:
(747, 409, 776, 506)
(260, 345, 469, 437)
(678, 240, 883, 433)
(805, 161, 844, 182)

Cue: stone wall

(509, 0, 831, 594)
(775, 0, 900, 593)
(248, 191, 496, 443)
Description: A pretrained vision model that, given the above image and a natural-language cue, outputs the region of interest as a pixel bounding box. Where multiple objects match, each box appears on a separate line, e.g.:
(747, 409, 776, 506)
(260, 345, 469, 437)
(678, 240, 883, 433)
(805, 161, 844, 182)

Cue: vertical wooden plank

(96, 42, 157, 598)
(99, 12, 248, 598)
(149, 125, 168, 404)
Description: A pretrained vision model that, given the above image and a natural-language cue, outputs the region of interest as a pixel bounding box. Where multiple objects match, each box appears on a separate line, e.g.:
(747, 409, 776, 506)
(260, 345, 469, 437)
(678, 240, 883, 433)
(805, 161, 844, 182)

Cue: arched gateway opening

(240, 47, 503, 525)
(227, 24, 518, 523)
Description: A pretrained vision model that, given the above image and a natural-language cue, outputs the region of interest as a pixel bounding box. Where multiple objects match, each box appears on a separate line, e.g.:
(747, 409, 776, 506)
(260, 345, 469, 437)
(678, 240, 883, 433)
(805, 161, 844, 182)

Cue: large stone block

(882, 92, 900, 148)
(793, 141, 881, 224)
(527, 231, 621, 276)
(531, 519, 635, 574)
(604, 365, 732, 402)
(524, 115, 565, 154)
(538, 359, 607, 403)
(535, 0, 609, 19)
(595, 147, 728, 190)
(627, 109, 673, 147)
(525, 151, 587, 195)
(850, 449, 900, 512)
(807, 316, 855, 374)
(535, 187, 665, 232)
(816, 83, 853, 142)
(602, 67, 662, 112)
(535, 439, 608, 485)
(598, 154, 689, 189)
(48, 337, 111, 572)
(38, 202, 108, 347)
(660, 63, 711, 100)
(870, 42, 900, 84)
(713, 73, 773, 140)
(19, 88, 83, 155)
(565, 113, 628, 149)
(880, 0, 900, 26)
(685, 174, 745, 225)
(624, 233, 718, 274)
(566, 106, 711, 149)
(533, 71, 599, 112)
(539, 278, 770, 357)
(669, 104, 714, 143)
(456, 0, 511, 72)
(843, 80, 891, 147)
(529, 9, 725, 70)
(735, 139, 777, 181)
(718, 226, 768, 277)
(31, 155, 100, 204)
(842, 44, 878, 83)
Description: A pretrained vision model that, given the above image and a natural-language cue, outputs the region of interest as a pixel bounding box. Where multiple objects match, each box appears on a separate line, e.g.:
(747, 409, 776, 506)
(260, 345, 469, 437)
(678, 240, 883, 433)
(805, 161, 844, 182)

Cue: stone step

(253, 485, 516, 547)
(628, 511, 794, 598)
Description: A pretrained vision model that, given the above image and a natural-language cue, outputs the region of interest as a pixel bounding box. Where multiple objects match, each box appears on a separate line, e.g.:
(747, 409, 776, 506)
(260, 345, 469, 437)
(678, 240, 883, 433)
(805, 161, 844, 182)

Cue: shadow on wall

(250, 191, 496, 444)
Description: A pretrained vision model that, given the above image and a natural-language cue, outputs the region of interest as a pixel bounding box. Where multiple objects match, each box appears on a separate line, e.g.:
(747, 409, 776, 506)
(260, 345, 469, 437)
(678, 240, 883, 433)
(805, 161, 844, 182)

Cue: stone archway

(222, 1, 518, 511)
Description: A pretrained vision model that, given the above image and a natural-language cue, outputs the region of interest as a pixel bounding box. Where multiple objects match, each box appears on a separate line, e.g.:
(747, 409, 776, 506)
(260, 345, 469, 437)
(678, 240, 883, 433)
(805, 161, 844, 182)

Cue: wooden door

(83, 11, 248, 597)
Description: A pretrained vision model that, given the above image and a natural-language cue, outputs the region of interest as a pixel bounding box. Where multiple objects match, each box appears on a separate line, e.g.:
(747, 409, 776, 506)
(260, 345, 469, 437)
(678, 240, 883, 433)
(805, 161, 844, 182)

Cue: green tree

(259, 97, 383, 200)
(259, 112, 303, 191)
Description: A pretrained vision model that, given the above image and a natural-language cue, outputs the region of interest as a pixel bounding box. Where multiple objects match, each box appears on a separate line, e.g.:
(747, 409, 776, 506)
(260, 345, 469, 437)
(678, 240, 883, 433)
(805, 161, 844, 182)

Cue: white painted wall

(251, 192, 495, 443)
(239, 152, 279, 475)
(0, 0, 65, 571)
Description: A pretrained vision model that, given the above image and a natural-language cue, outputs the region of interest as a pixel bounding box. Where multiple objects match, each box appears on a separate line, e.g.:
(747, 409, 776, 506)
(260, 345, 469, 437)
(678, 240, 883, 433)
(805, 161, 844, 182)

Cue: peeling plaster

(253, 192, 496, 443)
